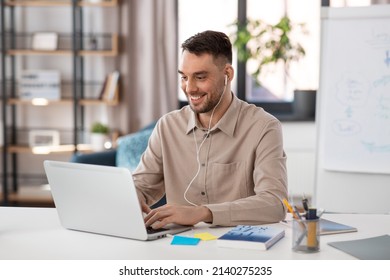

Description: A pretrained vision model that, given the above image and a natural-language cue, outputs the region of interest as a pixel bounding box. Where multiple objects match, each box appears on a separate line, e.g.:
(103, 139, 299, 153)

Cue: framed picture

(29, 130, 60, 147)
(32, 32, 58, 51)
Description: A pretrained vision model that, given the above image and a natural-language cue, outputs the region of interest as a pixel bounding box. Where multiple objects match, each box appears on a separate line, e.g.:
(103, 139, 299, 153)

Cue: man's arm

(205, 119, 288, 226)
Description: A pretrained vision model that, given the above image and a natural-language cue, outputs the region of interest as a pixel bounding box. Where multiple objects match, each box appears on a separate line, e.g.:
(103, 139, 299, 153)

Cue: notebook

(320, 218, 357, 235)
(44, 160, 191, 241)
(328, 235, 390, 260)
(217, 225, 285, 250)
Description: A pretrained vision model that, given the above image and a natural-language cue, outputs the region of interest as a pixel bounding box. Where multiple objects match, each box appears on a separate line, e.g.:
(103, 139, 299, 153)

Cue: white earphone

(184, 74, 229, 206)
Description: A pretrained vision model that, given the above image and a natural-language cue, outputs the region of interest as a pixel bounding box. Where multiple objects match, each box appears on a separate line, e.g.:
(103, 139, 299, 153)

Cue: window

(177, 0, 238, 102)
(246, 0, 320, 103)
(177, 0, 374, 119)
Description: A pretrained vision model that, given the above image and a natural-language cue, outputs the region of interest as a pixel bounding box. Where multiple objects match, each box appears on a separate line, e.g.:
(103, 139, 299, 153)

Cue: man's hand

(140, 199, 151, 215)
(144, 204, 212, 229)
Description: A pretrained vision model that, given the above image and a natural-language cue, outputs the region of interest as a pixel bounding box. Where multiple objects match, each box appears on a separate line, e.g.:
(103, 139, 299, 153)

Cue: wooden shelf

(79, 0, 118, 7)
(7, 49, 72, 56)
(7, 98, 73, 105)
(8, 98, 118, 106)
(8, 144, 94, 154)
(7, 32, 118, 57)
(79, 98, 118, 106)
(1, 0, 120, 206)
(79, 33, 119, 56)
(6, 0, 118, 7)
(6, 0, 71, 6)
(1, 185, 54, 207)
(8, 49, 117, 57)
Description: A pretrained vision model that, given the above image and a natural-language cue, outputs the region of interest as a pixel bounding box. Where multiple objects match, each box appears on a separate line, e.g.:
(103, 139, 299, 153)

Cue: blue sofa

(70, 122, 166, 208)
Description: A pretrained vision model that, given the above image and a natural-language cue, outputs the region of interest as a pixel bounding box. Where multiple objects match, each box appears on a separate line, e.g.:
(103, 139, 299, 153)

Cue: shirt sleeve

(133, 122, 166, 207)
(205, 119, 288, 226)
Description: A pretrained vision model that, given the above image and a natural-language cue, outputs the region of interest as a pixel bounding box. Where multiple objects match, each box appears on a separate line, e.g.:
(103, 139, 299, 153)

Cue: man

(134, 30, 287, 229)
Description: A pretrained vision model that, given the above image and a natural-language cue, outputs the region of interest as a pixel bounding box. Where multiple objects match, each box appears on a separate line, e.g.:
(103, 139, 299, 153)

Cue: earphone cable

(183, 79, 227, 206)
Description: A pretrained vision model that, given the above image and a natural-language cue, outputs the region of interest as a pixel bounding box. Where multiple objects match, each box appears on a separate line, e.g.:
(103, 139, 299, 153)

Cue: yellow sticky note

(194, 232, 218, 241)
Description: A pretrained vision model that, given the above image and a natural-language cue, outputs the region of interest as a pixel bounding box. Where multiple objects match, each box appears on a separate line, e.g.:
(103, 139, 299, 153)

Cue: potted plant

(231, 16, 315, 119)
(231, 16, 306, 86)
(90, 122, 109, 151)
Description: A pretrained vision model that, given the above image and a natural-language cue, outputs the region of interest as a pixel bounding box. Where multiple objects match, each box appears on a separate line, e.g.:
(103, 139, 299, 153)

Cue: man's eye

(180, 76, 187, 81)
(196, 76, 205, 80)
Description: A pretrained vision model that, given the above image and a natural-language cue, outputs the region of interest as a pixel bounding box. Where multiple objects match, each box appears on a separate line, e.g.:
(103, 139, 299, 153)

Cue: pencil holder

(292, 218, 320, 253)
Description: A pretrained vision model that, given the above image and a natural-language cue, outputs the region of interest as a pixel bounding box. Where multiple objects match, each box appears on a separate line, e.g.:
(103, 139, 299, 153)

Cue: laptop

(43, 160, 191, 240)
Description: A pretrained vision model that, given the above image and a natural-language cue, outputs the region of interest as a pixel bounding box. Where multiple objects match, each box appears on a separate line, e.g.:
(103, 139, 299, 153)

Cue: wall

(282, 122, 316, 202)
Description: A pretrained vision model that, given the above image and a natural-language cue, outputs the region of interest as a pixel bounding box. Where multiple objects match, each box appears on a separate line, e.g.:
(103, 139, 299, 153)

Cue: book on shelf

(217, 225, 285, 251)
(99, 71, 120, 101)
(98, 75, 109, 100)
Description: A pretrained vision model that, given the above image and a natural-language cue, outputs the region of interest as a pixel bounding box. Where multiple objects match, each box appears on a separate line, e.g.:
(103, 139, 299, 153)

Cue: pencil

(282, 199, 300, 220)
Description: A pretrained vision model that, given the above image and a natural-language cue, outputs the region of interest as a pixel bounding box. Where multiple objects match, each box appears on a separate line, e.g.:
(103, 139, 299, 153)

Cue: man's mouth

(190, 95, 202, 100)
(189, 94, 206, 103)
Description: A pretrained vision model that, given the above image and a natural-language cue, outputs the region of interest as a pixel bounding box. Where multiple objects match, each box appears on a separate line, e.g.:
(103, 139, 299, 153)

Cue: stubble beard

(188, 91, 223, 114)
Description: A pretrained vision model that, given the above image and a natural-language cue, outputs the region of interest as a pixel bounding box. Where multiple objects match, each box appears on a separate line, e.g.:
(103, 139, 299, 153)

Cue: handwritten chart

(320, 16, 390, 174)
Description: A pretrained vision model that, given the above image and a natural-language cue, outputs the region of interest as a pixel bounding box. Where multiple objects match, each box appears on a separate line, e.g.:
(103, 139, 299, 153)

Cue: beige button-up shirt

(134, 94, 287, 226)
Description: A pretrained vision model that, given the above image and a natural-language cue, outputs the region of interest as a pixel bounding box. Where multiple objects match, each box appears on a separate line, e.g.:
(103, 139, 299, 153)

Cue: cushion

(70, 150, 116, 167)
(116, 127, 154, 171)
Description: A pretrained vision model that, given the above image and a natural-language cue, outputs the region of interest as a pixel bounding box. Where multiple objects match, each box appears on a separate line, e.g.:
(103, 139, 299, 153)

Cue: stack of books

(99, 71, 120, 101)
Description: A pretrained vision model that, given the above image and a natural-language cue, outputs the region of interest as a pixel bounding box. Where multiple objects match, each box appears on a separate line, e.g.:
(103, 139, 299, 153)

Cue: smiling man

(133, 30, 288, 228)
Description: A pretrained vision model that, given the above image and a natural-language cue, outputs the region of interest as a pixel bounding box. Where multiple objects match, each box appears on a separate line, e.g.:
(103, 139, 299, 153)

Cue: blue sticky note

(171, 236, 200, 246)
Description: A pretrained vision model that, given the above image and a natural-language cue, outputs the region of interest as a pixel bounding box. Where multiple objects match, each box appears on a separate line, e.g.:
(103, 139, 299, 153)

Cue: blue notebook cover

(217, 225, 285, 250)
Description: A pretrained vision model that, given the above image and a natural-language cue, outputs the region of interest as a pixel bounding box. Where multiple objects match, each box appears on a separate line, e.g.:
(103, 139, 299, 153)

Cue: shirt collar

(185, 93, 241, 138)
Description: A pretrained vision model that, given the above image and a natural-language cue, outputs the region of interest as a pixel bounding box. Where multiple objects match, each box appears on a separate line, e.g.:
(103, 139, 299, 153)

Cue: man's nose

(185, 79, 198, 93)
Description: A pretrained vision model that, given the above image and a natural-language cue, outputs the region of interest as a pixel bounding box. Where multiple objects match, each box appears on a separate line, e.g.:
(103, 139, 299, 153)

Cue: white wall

(282, 122, 316, 201)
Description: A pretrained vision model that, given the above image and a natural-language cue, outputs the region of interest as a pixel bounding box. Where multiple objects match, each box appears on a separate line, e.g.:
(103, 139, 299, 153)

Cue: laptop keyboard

(146, 226, 169, 234)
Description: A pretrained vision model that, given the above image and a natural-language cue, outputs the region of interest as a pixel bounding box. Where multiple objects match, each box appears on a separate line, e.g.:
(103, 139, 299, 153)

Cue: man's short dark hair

(181, 30, 232, 65)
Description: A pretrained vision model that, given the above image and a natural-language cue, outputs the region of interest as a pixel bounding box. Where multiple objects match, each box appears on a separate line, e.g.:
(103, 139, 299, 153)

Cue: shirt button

(201, 163, 205, 167)
(201, 192, 206, 196)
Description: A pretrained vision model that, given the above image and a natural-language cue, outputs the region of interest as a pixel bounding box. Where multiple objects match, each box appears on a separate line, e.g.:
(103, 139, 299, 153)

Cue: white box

(29, 130, 60, 147)
(19, 70, 61, 100)
(32, 32, 58, 51)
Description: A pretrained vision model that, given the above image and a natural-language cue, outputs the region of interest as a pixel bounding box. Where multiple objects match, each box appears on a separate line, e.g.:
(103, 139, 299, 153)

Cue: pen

(293, 206, 304, 220)
(302, 194, 309, 212)
(293, 205, 308, 247)
(282, 199, 300, 220)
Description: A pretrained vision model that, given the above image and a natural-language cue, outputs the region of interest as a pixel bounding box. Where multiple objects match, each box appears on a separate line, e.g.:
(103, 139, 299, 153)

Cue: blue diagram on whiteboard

(385, 51, 390, 68)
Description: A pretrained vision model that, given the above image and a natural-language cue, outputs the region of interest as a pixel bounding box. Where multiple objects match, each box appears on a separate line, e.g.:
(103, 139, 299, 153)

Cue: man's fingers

(139, 200, 151, 214)
(142, 203, 151, 214)
(144, 207, 173, 228)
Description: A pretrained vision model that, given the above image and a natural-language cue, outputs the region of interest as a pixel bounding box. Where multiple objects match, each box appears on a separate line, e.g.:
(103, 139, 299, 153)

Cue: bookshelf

(0, 0, 121, 205)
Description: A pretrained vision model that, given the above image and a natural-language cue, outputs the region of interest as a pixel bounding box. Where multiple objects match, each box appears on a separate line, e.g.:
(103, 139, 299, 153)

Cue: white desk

(1, 207, 389, 260)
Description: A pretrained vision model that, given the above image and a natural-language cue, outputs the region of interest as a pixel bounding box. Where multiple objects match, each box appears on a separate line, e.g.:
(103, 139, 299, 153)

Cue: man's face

(178, 51, 226, 114)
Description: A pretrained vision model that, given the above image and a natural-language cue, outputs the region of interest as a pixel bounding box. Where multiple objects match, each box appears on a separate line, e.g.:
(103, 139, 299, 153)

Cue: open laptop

(43, 160, 191, 240)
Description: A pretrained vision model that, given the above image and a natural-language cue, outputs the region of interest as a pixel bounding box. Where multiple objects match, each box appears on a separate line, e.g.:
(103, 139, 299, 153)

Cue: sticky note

(171, 236, 200, 246)
(194, 232, 218, 241)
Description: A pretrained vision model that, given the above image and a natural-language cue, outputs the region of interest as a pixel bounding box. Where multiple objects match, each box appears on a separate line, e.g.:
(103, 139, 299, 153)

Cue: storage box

(19, 70, 61, 100)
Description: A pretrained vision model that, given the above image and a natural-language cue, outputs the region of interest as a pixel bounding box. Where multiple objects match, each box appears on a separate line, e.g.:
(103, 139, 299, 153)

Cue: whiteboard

(315, 5, 390, 214)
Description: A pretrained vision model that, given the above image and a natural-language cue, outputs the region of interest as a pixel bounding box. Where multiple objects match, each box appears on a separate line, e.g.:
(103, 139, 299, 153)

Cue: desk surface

(1, 207, 389, 260)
